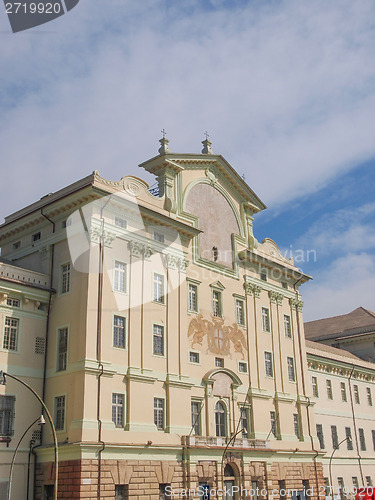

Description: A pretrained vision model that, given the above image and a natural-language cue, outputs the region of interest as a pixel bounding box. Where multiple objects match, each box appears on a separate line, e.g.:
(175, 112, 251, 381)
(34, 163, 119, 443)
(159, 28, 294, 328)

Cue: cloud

(1, 0, 375, 221)
(294, 202, 375, 256)
(302, 252, 375, 321)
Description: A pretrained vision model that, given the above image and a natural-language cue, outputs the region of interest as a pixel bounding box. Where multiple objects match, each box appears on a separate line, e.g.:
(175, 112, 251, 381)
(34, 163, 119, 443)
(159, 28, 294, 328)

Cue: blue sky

(1, 0, 375, 320)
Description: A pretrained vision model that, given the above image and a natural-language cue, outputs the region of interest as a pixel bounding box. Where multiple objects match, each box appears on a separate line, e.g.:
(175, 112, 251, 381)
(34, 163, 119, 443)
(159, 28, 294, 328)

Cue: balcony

(182, 435, 270, 449)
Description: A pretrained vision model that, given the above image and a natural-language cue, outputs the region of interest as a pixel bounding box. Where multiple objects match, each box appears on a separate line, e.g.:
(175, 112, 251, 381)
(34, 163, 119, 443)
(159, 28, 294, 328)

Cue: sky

(1, 0, 375, 321)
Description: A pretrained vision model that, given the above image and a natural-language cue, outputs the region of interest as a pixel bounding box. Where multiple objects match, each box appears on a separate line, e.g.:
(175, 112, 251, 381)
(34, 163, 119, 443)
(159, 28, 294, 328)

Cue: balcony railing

(182, 435, 270, 449)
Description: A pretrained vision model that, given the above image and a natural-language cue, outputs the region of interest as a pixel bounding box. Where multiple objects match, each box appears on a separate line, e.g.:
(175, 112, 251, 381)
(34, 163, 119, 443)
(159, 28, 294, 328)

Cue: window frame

(189, 350, 200, 364)
(54, 395, 66, 432)
(238, 361, 248, 374)
(154, 397, 165, 431)
(287, 357, 296, 382)
(340, 382, 347, 402)
(191, 400, 201, 436)
(112, 393, 125, 428)
(283, 315, 292, 338)
(326, 379, 333, 400)
(261, 307, 270, 332)
(57, 326, 69, 372)
(0, 395, 15, 437)
(113, 315, 127, 350)
(153, 272, 165, 304)
(152, 324, 165, 357)
(60, 262, 71, 295)
(293, 413, 301, 439)
(331, 425, 339, 449)
(354, 385, 360, 404)
(366, 387, 373, 406)
(316, 423, 325, 449)
(240, 405, 250, 438)
(212, 289, 222, 317)
(359, 428, 366, 451)
(235, 298, 246, 326)
(215, 400, 227, 438)
(113, 260, 127, 294)
(312, 376, 319, 398)
(3, 316, 20, 352)
(188, 283, 198, 313)
(264, 351, 274, 378)
(345, 427, 353, 450)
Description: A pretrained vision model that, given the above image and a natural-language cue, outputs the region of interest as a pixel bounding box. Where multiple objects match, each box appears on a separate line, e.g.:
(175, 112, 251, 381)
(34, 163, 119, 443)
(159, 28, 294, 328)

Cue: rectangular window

(354, 385, 360, 404)
(341, 382, 347, 402)
(366, 387, 373, 406)
(113, 316, 126, 349)
(337, 478, 345, 500)
(6, 298, 20, 307)
(316, 424, 325, 449)
(188, 284, 198, 312)
(189, 351, 199, 364)
(154, 232, 165, 243)
(235, 299, 245, 325)
(154, 398, 164, 430)
(279, 481, 286, 500)
(366, 477, 373, 487)
(115, 484, 129, 500)
(240, 407, 249, 437)
(281, 281, 288, 289)
(3, 317, 19, 351)
(352, 477, 359, 489)
(331, 425, 339, 449)
(114, 217, 127, 229)
(312, 377, 319, 397)
(153, 325, 164, 356)
(265, 352, 273, 377)
(261, 307, 270, 332)
(215, 357, 224, 368)
(345, 427, 353, 450)
(54, 396, 65, 431)
(326, 379, 333, 400)
(284, 315, 292, 338)
(212, 290, 222, 317)
(287, 357, 295, 382)
(260, 270, 267, 281)
(61, 263, 71, 294)
(0, 396, 15, 436)
(293, 413, 300, 439)
(57, 327, 68, 371)
(270, 411, 277, 437)
(359, 428, 366, 451)
(112, 394, 124, 428)
(153, 273, 165, 303)
(191, 401, 201, 435)
(114, 261, 126, 293)
(238, 362, 248, 373)
(12, 241, 21, 250)
(32, 232, 41, 242)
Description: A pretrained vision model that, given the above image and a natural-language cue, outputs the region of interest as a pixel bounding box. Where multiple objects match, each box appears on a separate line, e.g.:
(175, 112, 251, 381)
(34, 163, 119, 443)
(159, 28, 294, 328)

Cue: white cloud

(295, 202, 375, 256)
(302, 252, 375, 321)
(1, 0, 375, 219)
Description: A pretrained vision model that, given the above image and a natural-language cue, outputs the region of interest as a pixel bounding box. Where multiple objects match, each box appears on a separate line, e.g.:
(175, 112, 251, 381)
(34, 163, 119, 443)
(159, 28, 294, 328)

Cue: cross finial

(158, 130, 170, 155)
(161, 128, 167, 139)
(201, 132, 213, 154)
(204, 131, 209, 140)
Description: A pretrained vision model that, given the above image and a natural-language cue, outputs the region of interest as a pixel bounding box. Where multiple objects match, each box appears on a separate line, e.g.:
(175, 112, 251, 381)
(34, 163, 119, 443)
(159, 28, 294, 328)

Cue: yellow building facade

(0, 139, 325, 499)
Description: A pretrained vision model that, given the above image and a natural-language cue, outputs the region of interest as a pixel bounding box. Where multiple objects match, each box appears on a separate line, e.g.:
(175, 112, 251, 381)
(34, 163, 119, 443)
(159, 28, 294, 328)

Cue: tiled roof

(304, 307, 375, 341)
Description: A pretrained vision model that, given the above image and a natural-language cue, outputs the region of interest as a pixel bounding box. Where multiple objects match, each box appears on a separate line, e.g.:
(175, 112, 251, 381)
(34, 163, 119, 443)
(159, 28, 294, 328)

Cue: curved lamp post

(328, 436, 352, 500)
(7, 415, 45, 500)
(0, 371, 58, 500)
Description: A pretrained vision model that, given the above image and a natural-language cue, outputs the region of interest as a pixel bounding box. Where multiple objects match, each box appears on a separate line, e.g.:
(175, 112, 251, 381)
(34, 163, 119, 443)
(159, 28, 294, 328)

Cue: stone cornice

(307, 354, 375, 382)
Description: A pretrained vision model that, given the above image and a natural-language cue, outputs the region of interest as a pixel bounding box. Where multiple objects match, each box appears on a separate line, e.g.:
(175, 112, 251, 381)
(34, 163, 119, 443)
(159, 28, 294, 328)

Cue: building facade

(0, 258, 51, 499)
(306, 319, 375, 497)
(0, 138, 325, 499)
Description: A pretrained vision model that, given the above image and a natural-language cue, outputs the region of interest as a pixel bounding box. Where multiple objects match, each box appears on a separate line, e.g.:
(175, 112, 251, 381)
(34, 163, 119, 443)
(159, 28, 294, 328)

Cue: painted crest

(188, 314, 247, 359)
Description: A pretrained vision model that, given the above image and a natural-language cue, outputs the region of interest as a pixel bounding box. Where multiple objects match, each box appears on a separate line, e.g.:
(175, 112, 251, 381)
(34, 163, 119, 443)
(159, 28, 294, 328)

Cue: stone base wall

(35, 457, 325, 499)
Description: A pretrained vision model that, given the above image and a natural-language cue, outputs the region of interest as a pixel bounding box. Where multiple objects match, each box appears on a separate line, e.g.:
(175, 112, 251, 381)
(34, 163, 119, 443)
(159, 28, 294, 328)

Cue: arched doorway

(223, 463, 238, 499)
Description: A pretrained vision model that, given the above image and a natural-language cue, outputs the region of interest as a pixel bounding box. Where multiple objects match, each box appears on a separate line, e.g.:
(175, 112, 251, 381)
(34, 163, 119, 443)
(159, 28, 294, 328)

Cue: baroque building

(0, 138, 325, 499)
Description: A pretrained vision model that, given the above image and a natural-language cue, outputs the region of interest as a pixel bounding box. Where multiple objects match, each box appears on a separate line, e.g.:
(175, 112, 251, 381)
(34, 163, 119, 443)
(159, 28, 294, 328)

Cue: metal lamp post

(328, 436, 352, 500)
(0, 371, 58, 500)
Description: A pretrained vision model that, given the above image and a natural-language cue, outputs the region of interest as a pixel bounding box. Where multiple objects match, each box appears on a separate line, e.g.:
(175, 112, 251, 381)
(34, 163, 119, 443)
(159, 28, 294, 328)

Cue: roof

(304, 307, 375, 341)
(305, 339, 375, 370)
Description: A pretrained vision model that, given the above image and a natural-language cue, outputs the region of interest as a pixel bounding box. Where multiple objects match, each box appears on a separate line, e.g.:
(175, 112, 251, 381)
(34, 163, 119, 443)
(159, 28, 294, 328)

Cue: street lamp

(328, 436, 352, 500)
(0, 371, 58, 500)
(7, 415, 45, 500)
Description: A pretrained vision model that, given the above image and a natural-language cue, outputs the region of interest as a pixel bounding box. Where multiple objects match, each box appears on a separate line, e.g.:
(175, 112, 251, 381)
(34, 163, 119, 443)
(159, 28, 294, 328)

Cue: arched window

(215, 401, 226, 437)
(224, 464, 235, 477)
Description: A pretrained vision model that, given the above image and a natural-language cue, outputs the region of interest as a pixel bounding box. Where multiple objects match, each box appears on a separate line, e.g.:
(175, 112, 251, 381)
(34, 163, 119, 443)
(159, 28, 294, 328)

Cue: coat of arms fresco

(188, 313, 247, 359)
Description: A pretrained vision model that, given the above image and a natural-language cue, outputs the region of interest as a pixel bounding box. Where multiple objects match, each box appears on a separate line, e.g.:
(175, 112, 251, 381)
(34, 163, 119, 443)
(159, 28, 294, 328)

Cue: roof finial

(158, 129, 170, 155)
(201, 131, 213, 154)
